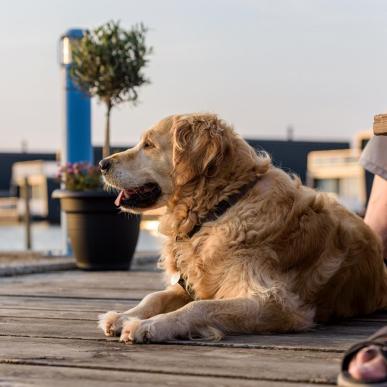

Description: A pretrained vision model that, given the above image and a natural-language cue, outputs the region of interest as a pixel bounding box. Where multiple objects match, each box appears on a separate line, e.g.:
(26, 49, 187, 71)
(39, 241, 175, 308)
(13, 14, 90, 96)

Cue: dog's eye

(143, 141, 154, 149)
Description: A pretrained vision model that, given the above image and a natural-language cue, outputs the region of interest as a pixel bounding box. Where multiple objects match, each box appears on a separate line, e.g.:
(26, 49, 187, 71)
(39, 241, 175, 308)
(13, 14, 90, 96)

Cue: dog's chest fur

(162, 219, 258, 300)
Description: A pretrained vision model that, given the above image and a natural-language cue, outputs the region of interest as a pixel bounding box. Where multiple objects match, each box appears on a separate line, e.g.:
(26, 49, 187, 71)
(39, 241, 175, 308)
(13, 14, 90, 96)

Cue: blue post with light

(59, 28, 92, 254)
(60, 28, 92, 164)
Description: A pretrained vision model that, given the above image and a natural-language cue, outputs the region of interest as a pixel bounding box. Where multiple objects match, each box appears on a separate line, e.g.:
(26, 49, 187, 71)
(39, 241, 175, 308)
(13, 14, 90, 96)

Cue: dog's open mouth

(114, 182, 162, 209)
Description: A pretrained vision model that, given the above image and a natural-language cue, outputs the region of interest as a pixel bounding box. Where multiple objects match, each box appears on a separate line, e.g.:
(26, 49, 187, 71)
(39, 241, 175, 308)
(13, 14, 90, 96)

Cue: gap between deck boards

(0, 360, 336, 386)
(0, 363, 335, 387)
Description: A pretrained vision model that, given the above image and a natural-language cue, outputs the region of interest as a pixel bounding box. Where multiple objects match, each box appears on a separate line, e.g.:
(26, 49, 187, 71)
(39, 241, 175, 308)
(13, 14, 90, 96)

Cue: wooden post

(23, 177, 32, 250)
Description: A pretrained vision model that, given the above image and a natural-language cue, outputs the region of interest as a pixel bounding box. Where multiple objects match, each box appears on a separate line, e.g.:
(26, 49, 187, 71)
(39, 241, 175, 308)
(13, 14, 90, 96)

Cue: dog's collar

(176, 176, 260, 241)
(170, 272, 196, 299)
(173, 176, 260, 300)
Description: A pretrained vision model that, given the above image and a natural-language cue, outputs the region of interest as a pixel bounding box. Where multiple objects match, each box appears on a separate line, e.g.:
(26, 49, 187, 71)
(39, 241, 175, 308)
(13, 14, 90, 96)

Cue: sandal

(338, 326, 387, 386)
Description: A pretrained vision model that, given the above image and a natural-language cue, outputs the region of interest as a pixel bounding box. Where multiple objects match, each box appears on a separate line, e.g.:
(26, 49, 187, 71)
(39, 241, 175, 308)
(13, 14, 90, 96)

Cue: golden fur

(99, 113, 387, 343)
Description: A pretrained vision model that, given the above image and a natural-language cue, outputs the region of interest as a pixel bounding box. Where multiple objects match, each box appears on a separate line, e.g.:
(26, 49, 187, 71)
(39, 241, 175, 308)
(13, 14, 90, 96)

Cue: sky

(1, 0, 387, 152)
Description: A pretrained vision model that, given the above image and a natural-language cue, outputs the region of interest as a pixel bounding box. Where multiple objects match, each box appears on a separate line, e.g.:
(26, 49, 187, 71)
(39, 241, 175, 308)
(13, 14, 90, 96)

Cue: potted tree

(71, 21, 152, 158)
(54, 21, 152, 270)
(53, 163, 141, 270)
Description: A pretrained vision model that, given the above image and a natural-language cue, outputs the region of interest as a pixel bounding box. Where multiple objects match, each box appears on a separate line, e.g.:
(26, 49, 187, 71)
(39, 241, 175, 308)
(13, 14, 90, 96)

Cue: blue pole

(60, 28, 92, 255)
(62, 28, 92, 164)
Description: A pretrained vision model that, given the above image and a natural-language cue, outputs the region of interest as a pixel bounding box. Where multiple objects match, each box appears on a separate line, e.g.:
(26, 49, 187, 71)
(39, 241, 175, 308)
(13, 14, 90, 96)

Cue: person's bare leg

(348, 175, 387, 382)
(364, 175, 387, 258)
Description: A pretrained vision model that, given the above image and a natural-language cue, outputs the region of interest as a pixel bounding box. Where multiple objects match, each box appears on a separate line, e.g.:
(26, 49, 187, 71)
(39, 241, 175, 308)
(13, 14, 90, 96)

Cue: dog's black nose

(99, 158, 111, 173)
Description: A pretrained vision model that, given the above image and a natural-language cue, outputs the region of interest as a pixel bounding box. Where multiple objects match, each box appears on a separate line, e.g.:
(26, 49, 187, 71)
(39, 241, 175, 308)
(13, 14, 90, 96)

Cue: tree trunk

(103, 101, 112, 159)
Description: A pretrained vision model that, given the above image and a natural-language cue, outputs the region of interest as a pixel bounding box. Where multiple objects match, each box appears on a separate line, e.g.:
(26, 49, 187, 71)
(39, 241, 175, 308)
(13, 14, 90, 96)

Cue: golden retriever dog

(98, 113, 387, 344)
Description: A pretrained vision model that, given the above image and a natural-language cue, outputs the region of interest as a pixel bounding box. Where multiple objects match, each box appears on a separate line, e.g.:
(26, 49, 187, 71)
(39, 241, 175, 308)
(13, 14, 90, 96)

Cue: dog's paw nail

(98, 311, 123, 337)
(119, 333, 132, 343)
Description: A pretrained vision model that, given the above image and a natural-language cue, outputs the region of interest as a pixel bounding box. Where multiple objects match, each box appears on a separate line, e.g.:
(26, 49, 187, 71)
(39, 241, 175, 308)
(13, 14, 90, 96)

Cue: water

(0, 222, 163, 254)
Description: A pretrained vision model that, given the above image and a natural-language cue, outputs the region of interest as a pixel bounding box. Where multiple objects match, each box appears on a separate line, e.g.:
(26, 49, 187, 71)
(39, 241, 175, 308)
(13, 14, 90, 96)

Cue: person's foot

(348, 345, 387, 382)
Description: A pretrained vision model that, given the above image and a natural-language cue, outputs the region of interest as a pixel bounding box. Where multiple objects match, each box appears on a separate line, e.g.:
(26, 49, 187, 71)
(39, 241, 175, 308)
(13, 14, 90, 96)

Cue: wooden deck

(1, 270, 386, 386)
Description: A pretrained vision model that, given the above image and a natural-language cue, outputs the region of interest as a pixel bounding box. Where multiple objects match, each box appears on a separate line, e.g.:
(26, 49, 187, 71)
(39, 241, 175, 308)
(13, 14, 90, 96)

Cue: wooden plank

(1, 310, 386, 340)
(0, 289, 148, 300)
(0, 306, 387, 329)
(373, 113, 387, 135)
(1, 296, 386, 324)
(0, 337, 339, 385)
(0, 271, 164, 300)
(0, 308, 109, 321)
(1, 306, 386, 350)
(0, 270, 163, 287)
(0, 314, 385, 351)
(0, 364, 311, 387)
(0, 296, 137, 311)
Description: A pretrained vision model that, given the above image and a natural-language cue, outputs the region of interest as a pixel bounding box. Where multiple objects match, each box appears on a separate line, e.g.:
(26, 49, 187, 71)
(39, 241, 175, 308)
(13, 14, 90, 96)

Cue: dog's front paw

(98, 311, 131, 337)
(120, 317, 173, 344)
(119, 318, 148, 343)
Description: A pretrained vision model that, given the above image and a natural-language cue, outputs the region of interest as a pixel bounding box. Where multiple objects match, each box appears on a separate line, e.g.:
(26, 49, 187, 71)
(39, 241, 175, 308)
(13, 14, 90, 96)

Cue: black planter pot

(53, 190, 141, 270)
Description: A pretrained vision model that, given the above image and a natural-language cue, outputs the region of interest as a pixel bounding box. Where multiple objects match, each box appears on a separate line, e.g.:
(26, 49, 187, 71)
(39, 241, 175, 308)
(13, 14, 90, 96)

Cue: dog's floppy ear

(172, 114, 227, 186)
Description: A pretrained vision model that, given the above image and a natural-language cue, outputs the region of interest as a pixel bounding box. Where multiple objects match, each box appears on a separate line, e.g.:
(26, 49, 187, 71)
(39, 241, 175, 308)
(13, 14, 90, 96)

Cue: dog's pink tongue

(114, 190, 125, 207)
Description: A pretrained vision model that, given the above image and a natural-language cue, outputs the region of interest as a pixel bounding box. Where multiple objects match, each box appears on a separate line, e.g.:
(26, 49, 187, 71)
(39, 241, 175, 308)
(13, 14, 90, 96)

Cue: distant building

(0, 152, 56, 198)
(246, 139, 349, 183)
(306, 131, 372, 215)
(0, 139, 350, 222)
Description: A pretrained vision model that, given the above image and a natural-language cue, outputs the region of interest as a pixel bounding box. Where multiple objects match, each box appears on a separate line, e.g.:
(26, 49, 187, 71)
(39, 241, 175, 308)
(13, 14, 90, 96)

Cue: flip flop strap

(342, 336, 387, 372)
(368, 326, 387, 343)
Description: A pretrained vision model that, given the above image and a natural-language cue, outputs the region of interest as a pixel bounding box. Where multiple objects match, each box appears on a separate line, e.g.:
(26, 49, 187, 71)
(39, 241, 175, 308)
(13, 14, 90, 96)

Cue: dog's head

(100, 113, 234, 213)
